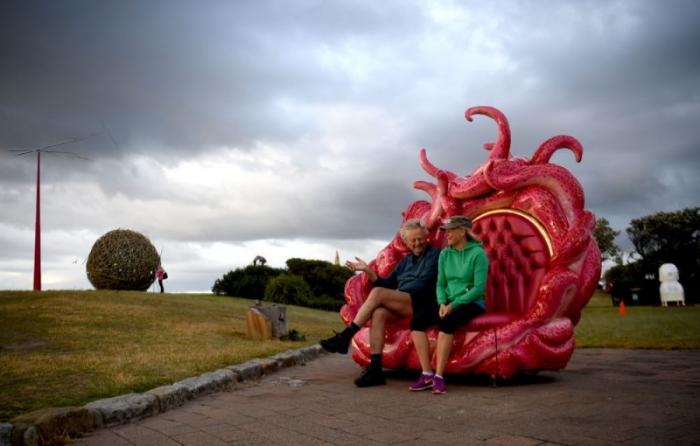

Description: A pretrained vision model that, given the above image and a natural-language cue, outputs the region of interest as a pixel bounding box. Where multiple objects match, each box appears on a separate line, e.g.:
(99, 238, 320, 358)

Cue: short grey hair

(400, 219, 428, 241)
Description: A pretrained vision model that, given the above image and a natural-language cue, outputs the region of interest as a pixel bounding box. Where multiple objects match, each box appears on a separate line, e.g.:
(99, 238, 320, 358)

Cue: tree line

(594, 207, 699, 305)
(212, 258, 353, 311)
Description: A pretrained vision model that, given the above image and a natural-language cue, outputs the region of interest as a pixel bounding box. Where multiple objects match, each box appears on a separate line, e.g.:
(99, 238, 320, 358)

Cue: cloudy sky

(1, 0, 699, 292)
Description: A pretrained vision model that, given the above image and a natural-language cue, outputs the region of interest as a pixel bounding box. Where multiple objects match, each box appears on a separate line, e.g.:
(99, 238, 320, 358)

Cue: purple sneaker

(409, 373, 434, 391)
(432, 375, 446, 394)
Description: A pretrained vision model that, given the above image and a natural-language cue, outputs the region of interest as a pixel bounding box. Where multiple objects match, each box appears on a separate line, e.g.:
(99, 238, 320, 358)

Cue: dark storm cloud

(0, 0, 422, 154)
(402, 1, 700, 231)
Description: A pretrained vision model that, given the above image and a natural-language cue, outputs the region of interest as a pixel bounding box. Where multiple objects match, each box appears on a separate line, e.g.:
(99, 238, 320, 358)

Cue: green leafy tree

(264, 274, 313, 306)
(593, 217, 622, 263)
(212, 265, 284, 298)
(626, 207, 700, 302)
(285, 258, 353, 305)
(604, 260, 657, 306)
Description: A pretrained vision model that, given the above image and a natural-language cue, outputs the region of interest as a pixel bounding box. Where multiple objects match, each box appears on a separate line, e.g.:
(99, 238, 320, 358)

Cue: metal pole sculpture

(34, 151, 41, 291)
(8, 136, 91, 291)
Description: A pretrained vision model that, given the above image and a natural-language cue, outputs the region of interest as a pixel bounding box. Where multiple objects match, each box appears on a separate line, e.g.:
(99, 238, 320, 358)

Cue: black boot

(320, 331, 351, 354)
(354, 366, 386, 387)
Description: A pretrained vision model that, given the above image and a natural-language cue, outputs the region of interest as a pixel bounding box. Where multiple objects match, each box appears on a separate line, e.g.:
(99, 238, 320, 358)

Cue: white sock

(422, 371, 434, 376)
(435, 374, 444, 379)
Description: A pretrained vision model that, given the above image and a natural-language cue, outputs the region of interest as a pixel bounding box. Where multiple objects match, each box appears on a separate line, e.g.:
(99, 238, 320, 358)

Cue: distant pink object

(341, 106, 601, 379)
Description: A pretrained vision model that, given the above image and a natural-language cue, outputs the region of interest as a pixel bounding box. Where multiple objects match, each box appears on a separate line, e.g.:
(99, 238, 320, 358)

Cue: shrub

(212, 265, 284, 298)
(264, 274, 313, 306)
(280, 329, 306, 341)
(306, 294, 345, 311)
(285, 258, 353, 307)
(605, 261, 658, 306)
(212, 258, 353, 311)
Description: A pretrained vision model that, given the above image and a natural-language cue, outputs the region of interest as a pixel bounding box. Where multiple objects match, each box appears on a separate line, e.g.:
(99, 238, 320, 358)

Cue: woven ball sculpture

(86, 229, 161, 291)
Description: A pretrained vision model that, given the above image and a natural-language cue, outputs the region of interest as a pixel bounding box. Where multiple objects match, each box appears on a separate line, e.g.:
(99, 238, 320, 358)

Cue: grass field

(0, 290, 344, 422)
(1, 289, 699, 421)
(575, 290, 700, 349)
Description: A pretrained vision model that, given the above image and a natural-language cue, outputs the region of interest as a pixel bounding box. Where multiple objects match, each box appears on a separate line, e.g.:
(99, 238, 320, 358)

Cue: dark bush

(605, 261, 658, 306)
(280, 329, 306, 341)
(285, 258, 353, 308)
(306, 294, 346, 311)
(264, 274, 313, 306)
(212, 258, 353, 311)
(212, 265, 284, 298)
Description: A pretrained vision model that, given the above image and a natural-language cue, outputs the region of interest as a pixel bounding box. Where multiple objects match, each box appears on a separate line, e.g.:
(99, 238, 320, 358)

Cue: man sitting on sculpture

(320, 219, 440, 387)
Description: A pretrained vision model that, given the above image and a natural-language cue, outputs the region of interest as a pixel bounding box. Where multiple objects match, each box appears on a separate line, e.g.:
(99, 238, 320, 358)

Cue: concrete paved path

(75, 349, 700, 445)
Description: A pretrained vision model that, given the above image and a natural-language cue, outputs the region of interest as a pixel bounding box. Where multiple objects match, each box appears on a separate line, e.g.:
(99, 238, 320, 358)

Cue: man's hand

(345, 257, 378, 282)
(345, 257, 370, 273)
(439, 303, 452, 319)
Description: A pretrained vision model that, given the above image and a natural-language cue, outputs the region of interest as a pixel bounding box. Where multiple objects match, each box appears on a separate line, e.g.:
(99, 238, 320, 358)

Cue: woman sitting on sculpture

(409, 215, 489, 394)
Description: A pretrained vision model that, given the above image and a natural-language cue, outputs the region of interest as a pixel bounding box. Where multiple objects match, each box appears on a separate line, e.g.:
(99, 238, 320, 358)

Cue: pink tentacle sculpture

(531, 135, 583, 165)
(465, 106, 512, 160)
(341, 106, 601, 379)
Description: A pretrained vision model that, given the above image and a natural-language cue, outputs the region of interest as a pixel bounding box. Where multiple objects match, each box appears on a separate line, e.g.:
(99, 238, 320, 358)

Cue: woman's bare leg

(411, 331, 433, 373)
(435, 332, 454, 376)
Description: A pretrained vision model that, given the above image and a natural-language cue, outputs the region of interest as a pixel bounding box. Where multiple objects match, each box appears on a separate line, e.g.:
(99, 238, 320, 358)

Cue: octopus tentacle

(413, 180, 443, 229)
(483, 163, 585, 225)
(413, 180, 436, 196)
(531, 135, 583, 165)
(419, 148, 439, 178)
(465, 106, 511, 160)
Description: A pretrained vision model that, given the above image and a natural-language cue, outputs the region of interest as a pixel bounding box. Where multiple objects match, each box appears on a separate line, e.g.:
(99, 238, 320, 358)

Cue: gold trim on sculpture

(473, 209, 554, 257)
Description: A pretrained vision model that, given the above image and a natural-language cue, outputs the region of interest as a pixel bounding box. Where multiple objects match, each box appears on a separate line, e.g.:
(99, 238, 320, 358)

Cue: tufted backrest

(472, 210, 552, 314)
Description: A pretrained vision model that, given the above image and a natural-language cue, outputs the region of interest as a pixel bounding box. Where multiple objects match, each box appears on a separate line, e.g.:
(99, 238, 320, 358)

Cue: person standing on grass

(156, 265, 167, 293)
(320, 219, 440, 387)
(409, 215, 489, 394)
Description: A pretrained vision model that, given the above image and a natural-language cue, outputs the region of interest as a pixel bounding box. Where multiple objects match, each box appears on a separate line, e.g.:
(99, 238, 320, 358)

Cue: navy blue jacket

(373, 244, 440, 299)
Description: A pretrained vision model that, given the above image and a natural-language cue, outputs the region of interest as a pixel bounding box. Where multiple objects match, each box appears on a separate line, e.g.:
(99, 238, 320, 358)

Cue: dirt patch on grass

(0, 339, 46, 351)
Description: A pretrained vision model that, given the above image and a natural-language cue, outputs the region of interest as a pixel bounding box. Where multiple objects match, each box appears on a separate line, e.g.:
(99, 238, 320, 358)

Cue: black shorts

(407, 290, 438, 315)
(410, 301, 485, 334)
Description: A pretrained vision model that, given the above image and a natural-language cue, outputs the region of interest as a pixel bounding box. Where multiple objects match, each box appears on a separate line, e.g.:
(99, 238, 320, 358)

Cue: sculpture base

(245, 304, 288, 340)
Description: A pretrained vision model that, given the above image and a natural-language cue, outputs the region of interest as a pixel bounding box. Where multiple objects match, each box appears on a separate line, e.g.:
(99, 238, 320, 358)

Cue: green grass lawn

(0, 290, 344, 422)
(575, 290, 700, 349)
(1, 289, 698, 421)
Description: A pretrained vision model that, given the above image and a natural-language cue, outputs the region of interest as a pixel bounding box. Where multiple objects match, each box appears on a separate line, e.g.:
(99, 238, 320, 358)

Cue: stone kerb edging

(2, 344, 326, 446)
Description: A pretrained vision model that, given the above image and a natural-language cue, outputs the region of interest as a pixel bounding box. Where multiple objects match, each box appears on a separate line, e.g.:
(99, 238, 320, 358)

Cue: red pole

(33, 151, 41, 291)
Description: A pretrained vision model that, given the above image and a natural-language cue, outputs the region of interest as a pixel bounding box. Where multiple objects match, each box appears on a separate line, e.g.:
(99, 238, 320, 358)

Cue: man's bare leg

(353, 287, 412, 327)
(353, 306, 404, 388)
(369, 307, 399, 354)
(320, 288, 411, 357)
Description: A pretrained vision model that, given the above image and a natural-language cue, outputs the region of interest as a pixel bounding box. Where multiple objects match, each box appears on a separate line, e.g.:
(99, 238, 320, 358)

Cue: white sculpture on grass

(659, 263, 685, 306)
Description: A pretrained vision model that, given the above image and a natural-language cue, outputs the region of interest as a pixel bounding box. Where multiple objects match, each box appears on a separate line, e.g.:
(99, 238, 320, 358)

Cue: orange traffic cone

(619, 300, 628, 316)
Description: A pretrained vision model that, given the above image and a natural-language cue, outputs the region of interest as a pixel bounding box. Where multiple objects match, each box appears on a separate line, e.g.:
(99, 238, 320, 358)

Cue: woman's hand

(439, 303, 452, 319)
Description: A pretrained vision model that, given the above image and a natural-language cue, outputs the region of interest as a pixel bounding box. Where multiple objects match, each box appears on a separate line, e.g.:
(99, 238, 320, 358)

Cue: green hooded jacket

(436, 240, 489, 309)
